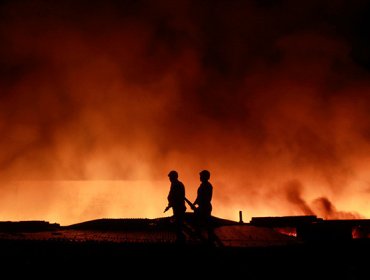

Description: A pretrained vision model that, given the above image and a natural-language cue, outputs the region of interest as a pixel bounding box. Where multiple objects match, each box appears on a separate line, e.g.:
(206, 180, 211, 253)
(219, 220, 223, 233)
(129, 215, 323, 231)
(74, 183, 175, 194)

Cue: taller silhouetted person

(165, 170, 186, 243)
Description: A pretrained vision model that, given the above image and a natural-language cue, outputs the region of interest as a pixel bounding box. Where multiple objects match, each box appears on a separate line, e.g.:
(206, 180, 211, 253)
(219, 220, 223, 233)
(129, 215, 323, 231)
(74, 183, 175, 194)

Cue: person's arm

(193, 185, 202, 205)
(205, 184, 213, 203)
(166, 185, 174, 209)
(164, 205, 171, 213)
(193, 191, 199, 206)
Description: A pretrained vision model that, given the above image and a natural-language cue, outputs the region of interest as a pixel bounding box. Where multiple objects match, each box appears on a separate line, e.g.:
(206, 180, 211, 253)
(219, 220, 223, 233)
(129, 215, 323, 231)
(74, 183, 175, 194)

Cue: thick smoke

(284, 180, 362, 219)
(1, 0, 370, 223)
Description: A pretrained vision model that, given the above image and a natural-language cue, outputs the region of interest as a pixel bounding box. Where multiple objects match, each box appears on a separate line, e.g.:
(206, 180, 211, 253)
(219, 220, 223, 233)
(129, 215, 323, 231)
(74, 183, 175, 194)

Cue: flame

(274, 227, 297, 237)
(352, 226, 370, 239)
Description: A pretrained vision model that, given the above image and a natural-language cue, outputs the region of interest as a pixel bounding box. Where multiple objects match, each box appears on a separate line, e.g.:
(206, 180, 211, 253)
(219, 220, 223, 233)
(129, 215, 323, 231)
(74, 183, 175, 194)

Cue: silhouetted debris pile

(64, 217, 166, 231)
(250, 215, 320, 227)
(215, 225, 298, 247)
(297, 221, 353, 241)
(63, 213, 238, 232)
(0, 221, 60, 232)
(250, 216, 370, 241)
(297, 219, 370, 241)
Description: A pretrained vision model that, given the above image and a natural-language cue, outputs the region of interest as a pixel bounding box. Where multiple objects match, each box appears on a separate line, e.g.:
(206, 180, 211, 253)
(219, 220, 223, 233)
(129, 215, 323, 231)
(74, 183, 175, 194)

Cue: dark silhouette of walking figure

(165, 170, 186, 243)
(193, 169, 216, 245)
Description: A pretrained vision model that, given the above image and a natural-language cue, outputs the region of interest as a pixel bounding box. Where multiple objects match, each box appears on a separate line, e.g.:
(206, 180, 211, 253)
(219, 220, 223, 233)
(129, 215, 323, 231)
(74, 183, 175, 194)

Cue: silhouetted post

(239, 211, 244, 224)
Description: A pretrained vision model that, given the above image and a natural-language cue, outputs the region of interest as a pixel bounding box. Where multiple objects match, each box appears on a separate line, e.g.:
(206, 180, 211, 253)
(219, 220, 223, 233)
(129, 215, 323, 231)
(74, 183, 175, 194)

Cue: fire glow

(1, 1, 370, 225)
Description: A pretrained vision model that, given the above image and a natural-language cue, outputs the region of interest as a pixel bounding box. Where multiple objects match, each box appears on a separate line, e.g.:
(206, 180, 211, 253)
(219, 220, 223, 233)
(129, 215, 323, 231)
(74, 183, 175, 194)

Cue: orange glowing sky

(1, 0, 370, 225)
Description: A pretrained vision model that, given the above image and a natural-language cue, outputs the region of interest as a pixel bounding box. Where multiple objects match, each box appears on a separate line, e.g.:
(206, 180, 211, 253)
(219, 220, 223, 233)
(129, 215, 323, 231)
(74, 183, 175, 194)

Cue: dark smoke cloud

(1, 0, 370, 221)
(284, 180, 315, 215)
(283, 179, 363, 219)
(311, 197, 363, 219)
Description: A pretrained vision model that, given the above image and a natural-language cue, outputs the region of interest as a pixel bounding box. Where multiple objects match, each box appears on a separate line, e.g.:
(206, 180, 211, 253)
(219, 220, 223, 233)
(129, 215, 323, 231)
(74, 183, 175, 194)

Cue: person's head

(168, 170, 178, 182)
(199, 170, 210, 182)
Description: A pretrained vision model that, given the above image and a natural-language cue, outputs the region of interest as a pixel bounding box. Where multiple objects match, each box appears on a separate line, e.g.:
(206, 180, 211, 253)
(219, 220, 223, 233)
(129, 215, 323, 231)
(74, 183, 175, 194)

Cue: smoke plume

(1, 0, 370, 224)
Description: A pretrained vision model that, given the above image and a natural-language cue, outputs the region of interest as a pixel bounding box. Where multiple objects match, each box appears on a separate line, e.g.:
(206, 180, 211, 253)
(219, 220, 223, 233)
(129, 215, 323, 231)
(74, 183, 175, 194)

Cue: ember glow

(1, 1, 370, 225)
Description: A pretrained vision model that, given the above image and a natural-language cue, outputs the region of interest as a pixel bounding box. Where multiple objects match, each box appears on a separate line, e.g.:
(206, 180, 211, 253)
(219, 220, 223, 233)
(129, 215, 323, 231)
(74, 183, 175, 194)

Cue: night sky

(1, 0, 370, 224)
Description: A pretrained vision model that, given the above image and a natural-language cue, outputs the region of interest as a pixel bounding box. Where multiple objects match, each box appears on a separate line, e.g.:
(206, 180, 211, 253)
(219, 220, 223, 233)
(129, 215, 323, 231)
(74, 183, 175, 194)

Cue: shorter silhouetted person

(165, 170, 186, 243)
(193, 169, 216, 245)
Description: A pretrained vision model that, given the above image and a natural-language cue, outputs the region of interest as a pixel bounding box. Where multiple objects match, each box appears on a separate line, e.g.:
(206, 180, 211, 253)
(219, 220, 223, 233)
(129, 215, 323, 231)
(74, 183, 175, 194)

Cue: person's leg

(174, 212, 185, 243)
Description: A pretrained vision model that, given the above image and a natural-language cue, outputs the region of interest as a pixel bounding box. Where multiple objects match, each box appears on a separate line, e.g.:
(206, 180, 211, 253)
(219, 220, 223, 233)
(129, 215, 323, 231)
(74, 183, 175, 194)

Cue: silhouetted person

(193, 169, 216, 245)
(194, 170, 213, 219)
(165, 170, 186, 243)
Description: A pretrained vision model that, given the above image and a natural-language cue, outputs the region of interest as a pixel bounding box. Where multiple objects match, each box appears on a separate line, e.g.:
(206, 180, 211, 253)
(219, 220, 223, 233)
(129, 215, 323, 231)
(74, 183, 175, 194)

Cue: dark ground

(0, 238, 368, 279)
(0, 216, 368, 279)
